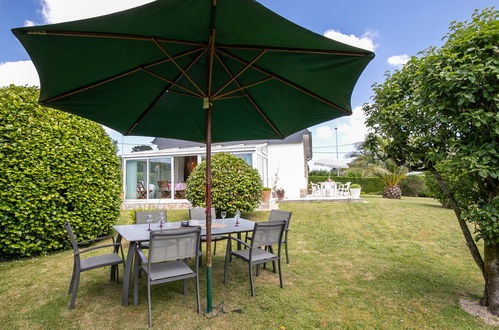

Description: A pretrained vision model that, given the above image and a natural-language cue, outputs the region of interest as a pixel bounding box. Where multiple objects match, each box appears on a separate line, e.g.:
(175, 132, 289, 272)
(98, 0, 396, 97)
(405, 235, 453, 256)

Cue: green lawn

(0, 196, 491, 329)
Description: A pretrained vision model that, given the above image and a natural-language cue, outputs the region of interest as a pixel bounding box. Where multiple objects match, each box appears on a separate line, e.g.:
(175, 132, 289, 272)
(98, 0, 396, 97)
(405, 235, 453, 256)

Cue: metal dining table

(113, 218, 255, 306)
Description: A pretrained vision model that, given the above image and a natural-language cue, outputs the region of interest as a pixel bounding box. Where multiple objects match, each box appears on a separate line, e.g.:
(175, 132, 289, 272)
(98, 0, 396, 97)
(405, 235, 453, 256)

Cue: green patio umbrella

(12, 0, 374, 312)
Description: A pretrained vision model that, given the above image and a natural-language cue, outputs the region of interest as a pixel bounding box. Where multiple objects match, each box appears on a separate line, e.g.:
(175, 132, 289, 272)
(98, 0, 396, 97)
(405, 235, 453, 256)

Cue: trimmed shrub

(308, 176, 384, 194)
(399, 174, 430, 197)
(185, 153, 262, 215)
(0, 86, 122, 259)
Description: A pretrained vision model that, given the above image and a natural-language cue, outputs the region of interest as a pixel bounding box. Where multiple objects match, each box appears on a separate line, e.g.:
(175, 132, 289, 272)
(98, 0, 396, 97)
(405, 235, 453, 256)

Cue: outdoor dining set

(63, 208, 292, 327)
(310, 181, 352, 198)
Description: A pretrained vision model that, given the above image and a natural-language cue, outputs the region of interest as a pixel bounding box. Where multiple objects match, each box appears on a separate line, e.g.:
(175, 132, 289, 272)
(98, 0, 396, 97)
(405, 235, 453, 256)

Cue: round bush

(0, 85, 122, 259)
(399, 175, 430, 197)
(185, 153, 262, 215)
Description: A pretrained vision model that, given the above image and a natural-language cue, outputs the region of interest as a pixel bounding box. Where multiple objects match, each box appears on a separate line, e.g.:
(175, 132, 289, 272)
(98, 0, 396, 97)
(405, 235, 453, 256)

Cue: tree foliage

(0, 85, 122, 259)
(131, 144, 153, 152)
(185, 153, 262, 215)
(363, 8, 499, 312)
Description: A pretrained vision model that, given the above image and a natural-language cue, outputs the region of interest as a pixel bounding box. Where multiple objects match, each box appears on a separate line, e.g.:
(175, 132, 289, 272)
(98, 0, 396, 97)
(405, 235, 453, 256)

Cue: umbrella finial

(203, 97, 212, 109)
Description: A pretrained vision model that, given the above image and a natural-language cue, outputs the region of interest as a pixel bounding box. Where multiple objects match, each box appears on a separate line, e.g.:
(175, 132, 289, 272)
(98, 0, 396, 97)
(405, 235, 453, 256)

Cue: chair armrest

(77, 235, 115, 245)
(77, 243, 121, 255)
(222, 236, 251, 249)
(135, 248, 148, 264)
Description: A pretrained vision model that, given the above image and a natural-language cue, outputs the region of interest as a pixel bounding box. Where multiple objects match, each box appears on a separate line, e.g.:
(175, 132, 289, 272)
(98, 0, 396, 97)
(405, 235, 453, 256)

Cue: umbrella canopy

(315, 159, 349, 169)
(13, 0, 374, 312)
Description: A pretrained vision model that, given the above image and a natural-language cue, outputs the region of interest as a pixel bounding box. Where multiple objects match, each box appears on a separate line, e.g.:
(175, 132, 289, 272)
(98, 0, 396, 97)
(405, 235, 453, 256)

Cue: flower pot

(262, 190, 271, 202)
(276, 192, 285, 201)
(350, 188, 361, 199)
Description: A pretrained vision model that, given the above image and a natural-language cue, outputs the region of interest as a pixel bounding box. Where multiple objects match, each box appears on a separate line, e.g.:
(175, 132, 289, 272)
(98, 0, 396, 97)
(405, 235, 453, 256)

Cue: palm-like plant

(363, 159, 408, 199)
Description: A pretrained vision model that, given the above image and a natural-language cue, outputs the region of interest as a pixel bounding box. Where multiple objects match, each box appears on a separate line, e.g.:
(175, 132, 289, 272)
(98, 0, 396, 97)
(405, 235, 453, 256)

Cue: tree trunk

(383, 185, 401, 199)
(484, 242, 499, 316)
(430, 169, 486, 279)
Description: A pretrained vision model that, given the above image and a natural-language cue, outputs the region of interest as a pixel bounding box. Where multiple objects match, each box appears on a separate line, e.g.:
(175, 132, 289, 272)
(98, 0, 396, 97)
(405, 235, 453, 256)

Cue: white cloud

(316, 126, 334, 139)
(24, 20, 35, 27)
(41, 0, 154, 24)
(0, 61, 39, 87)
(336, 106, 368, 146)
(387, 54, 410, 67)
(323, 29, 378, 51)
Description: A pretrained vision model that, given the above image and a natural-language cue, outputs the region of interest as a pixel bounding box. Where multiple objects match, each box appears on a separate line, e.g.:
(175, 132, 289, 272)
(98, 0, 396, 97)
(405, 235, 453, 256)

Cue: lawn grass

(0, 196, 492, 329)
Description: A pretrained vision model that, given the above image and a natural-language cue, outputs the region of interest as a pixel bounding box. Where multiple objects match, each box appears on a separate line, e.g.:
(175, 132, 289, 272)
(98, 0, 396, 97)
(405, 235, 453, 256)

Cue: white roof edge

(122, 143, 268, 158)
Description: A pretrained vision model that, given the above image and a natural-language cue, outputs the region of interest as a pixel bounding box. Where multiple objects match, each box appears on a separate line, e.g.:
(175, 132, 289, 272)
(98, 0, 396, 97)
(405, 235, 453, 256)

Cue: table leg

(122, 240, 136, 306)
(237, 232, 242, 250)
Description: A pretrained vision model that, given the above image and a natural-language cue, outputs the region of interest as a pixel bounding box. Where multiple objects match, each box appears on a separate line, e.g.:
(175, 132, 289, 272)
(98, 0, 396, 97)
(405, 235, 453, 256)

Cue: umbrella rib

(125, 50, 206, 135)
(217, 44, 371, 57)
(152, 38, 206, 97)
(217, 49, 350, 114)
(214, 52, 284, 139)
(25, 30, 206, 47)
(42, 47, 204, 103)
(212, 49, 267, 98)
(213, 76, 273, 100)
(140, 67, 203, 98)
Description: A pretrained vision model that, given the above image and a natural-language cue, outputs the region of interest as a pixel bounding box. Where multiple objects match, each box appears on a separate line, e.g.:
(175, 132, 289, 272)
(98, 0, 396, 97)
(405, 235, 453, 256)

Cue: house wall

(268, 143, 307, 199)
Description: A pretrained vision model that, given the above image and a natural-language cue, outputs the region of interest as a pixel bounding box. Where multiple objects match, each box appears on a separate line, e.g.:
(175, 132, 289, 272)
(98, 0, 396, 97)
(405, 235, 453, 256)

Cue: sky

(0, 0, 497, 161)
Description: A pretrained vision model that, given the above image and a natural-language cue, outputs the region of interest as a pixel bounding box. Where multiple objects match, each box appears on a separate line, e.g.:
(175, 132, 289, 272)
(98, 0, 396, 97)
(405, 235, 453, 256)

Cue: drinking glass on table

(159, 214, 166, 229)
(146, 214, 152, 231)
(234, 210, 240, 227)
(221, 211, 227, 219)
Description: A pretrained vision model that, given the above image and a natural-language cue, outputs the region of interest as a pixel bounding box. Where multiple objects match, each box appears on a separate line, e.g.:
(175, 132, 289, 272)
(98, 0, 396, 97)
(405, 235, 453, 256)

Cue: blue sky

(1, 0, 496, 158)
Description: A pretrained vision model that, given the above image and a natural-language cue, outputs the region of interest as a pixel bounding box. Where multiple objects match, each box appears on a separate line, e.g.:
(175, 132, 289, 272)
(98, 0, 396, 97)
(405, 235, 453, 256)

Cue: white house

(121, 129, 312, 209)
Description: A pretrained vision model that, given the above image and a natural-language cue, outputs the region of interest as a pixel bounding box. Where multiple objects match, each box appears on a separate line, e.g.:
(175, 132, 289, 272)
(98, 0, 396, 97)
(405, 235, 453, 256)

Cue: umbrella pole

(205, 102, 213, 313)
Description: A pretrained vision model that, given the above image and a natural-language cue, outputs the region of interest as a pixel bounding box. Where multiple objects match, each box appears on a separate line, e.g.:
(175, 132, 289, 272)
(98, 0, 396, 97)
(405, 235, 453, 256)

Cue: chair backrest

(189, 207, 216, 220)
(268, 210, 292, 231)
(137, 181, 146, 191)
(148, 227, 201, 263)
(251, 220, 286, 249)
(135, 210, 167, 224)
(63, 221, 79, 254)
(158, 181, 170, 191)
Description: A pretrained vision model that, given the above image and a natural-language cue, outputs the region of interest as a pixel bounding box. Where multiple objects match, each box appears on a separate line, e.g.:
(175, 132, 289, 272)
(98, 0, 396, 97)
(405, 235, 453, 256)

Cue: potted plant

(276, 188, 285, 201)
(262, 187, 272, 202)
(350, 183, 362, 199)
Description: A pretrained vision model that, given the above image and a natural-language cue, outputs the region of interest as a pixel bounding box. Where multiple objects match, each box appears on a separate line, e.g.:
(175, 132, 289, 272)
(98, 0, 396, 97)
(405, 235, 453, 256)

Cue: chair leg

(224, 244, 231, 285)
(116, 264, 120, 284)
(195, 274, 201, 314)
(69, 271, 80, 310)
(110, 265, 115, 282)
(278, 259, 284, 289)
(285, 241, 290, 264)
(147, 281, 152, 328)
(134, 258, 139, 306)
(249, 263, 255, 297)
(213, 240, 217, 255)
(183, 279, 188, 295)
(68, 266, 76, 294)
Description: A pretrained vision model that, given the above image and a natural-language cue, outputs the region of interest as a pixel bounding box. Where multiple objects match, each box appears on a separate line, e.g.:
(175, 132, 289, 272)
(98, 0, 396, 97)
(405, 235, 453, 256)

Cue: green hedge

(0, 86, 122, 259)
(308, 176, 384, 194)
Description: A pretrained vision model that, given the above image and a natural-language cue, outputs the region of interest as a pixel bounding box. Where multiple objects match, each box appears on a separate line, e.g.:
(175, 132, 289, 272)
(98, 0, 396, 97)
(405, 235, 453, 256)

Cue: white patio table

(113, 218, 255, 306)
(320, 181, 338, 197)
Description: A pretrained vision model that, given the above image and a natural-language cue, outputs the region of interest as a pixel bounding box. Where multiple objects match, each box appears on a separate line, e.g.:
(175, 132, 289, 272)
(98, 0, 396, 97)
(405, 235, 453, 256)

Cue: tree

(348, 139, 408, 198)
(185, 153, 262, 215)
(0, 85, 122, 259)
(131, 144, 153, 152)
(363, 8, 499, 314)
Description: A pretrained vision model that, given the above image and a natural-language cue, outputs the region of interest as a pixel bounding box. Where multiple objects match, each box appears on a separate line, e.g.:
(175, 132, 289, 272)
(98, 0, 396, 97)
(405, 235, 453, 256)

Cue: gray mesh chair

(63, 221, 124, 309)
(133, 227, 201, 327)
(246, 210, 292, 263)
(135, 211, 167, 249)
(189, 207, 224, 255)
(224, 220, 286, 297)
